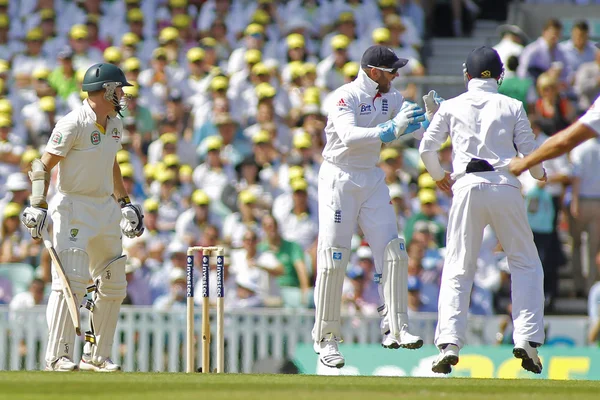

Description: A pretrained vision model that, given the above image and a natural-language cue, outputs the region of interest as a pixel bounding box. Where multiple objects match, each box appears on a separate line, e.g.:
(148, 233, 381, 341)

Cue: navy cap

(361, 45, 408, 71)
(466, 46, 503, 79)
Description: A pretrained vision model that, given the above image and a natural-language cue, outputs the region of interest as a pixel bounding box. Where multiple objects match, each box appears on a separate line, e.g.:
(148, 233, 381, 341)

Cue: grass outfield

(0, 372, 599, 400)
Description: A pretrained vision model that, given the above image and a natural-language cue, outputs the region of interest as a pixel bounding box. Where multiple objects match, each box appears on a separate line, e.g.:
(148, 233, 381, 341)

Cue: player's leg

(433, 184, 487, 374)
(45, 196, 90, 371)
(358, 177, 422, 349)
(80, 200, 125, 372)
(488, 184, 544, 374)
(312, 163, 357, 368)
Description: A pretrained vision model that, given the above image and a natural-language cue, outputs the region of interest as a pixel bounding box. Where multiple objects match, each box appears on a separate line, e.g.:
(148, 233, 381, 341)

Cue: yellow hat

(173, 14, 190, 29)
(123, 82, 139, 97)
(179, 164, 192, 178)
(380, 147, 399, 162)
(338, 11, 355, 24)
(342, 61, 359, 78)
(119, 163, 134, 178)
(192, 189, 210, 205)
(122, 32, 140, 46)
(127, 8, 144, 22)
(164, 154, 180, 167)
(293, 132, 312, 149)
(418, 189, 437, 205)
(210, 76, 228, 91)
(251, 62, 269, 76)
(290, 178, 308, 192)
(152, 47, 168, 59)
(418, 173, 436, 189)
(238, 190, 257, 205)
(70, 24, 88, 40)
(255, 82, 276, 100)
(303, 87, 321, 105)
(26, 27, 43, 41)
(0, 13, 9, 28)
(372, 27, 391, 44)
(286, 33, 305, 49)
(39, 96, 56, 112)
(32, 67, 50, 80)
(22, 148, 40, 164)
(288, 61, 304, 80)
(40, 8, 55, 20)
(205, 136, 223, 151)
(75, 69, 87, 83)
(0, 59, 7, 74)
(156, 168, 176, 183)
(379, 0, 396, 7)
(86, 14, 100, 25)
(244, 49, 262, 64)
(116, 150, 131, 164)
(303, 62, 316, 75)
(252, 9, 270, 25)
(144, 198, 159, 212)
(143, 163, 156, 179)
(385, 14, 406, 30)
(252, 130, 271, 144)
(159, 27, 179, 43)
(331, 34, 350, 50)
(160, 132, 178, 144)
(3, 202, 21, 218)
(169, 0, 187, 7)
(201, 37, 217, 48)
(104, 46, 122, 63)
(0, 98, 11, 114)
(187, 47, 205, 62)
(123, 57, 141, 72)
(0, 114, 11, 127)
(288, 165, 304, 181)
(245, 23, 265, 36)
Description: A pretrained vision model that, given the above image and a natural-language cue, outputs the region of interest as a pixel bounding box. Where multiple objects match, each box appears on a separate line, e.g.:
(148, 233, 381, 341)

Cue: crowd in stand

(0, 1, 598, 324)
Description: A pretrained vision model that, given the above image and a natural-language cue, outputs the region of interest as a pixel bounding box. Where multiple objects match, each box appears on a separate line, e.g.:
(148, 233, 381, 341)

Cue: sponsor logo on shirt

(337, 98, 349, 111)
(51, 132, 62, 145)
(332, 252, 342, 260)
(359, 103, 372, 115)
(111, 128, 120, 141)
(91, 131, 101, 145)
(399, 242, 405, 251)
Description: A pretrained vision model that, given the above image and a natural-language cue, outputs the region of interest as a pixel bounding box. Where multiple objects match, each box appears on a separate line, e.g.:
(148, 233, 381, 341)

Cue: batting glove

(119, 198, 144, 238)
(378, 101, 425, 143)
(21, 206, 48, 240)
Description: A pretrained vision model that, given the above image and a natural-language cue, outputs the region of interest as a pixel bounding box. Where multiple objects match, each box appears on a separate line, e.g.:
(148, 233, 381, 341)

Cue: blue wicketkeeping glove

(378, 101, 426, 143)
(421, 90, 445, 130)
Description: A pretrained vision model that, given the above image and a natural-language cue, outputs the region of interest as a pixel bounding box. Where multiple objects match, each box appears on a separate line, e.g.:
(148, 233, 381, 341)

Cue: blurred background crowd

(0, 0, 598, 337)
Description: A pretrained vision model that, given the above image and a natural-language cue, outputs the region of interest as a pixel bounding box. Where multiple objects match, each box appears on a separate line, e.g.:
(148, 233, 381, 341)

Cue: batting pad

(91, 255, 127, 361)
(313, 247, 350, 342)
(382, 238, 409, 338)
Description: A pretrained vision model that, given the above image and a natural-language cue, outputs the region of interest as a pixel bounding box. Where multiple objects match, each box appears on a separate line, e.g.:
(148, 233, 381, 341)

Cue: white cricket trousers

(317, 160, 398, 290)
(435, 182, 545, 349)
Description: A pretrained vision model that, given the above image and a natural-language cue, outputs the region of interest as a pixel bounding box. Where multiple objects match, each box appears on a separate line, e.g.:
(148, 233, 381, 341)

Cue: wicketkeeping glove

(120, 201, 144, 238)
(421, 90, 445, 129)
(378, 101, 426, 143)
(21, 206, 48, 240)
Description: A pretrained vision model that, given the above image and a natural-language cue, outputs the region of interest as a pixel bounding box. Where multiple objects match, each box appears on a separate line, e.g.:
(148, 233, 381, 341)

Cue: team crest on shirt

(91, 130, 101, 145)
(359, 103, 372, 115)
(111, 128, 120, 141)
(69, 228, 78, 242)
(51, 132, 62, 145)
(381, 99, 389, 114)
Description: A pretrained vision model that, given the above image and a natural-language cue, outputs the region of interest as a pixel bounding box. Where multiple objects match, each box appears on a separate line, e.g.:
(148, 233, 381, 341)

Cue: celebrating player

(313, 45, 431, 368)
(21, 63, 145, 372)
(419, 46, 546, 375)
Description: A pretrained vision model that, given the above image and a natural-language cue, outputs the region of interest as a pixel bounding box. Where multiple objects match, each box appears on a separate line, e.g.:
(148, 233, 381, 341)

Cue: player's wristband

(118, 196, 131, 208)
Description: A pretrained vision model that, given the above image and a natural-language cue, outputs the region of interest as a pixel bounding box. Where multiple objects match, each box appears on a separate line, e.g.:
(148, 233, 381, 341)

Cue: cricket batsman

(313, 45, 436, 368)
(21, 63, 145, 372)
(420, 46, 546, 375)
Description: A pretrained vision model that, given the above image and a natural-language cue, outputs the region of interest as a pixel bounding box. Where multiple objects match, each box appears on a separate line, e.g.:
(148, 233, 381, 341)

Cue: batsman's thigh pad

(52, 248, 90, 295)
(91, 254, 127, 360)
(382, 238, 408, 338)
(313, 247, 350, 342)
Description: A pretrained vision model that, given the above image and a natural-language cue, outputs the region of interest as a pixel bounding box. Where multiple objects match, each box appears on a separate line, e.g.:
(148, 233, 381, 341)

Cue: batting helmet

(82, 63, 132, 92)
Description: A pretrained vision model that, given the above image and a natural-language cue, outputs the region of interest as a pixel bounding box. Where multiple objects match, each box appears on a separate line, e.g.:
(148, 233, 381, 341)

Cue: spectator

(153, 268, 188, 311)
(175, 189, 221, 246)
(222, 190, 262, 249)
(404, 189, 446, 247)
(274, 178, 318, 251)
(316, 34, 352, 91)
(0, 202, 30, 263)
(533, 72, 575, 136)
(498, 55, 535, 111)
(559, 20, 597, 83)
(9, 278, 46, 311)
(574, 48, 600, 111)
(493, 24, 527, 68)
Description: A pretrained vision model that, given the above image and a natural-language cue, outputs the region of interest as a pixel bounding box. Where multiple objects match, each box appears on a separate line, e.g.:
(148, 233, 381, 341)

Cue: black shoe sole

(513, 348, 542, 374)
(431, 355, 459, 374)
(382, 339, 424, 350)
(319, 358, 345, 369)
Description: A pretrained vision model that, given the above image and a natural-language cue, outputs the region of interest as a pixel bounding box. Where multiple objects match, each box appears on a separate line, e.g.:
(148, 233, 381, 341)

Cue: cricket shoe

(313, 334, 345, 369)
(431, 344, 459, 374)
(381, 325, 424, 350)
(513, 341, 542, 374)
(79, 356, 121, 372)
(45, 356, 78, 372)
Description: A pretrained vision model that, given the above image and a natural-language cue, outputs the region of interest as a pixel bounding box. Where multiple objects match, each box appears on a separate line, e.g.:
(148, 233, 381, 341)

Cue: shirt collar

(467, 78, 499, 93)
(354, 68, 379, 97)
(82, 98, 111, 124)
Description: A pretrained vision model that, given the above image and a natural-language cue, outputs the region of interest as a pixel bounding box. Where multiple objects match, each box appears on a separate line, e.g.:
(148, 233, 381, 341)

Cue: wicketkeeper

(21, 63, 145, 372)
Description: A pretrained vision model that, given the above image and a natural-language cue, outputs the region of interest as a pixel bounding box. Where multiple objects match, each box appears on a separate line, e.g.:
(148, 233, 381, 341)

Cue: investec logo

(186, 256, 193, 297)
(202, 255, 209, 297)
(216, 256, 224, 297)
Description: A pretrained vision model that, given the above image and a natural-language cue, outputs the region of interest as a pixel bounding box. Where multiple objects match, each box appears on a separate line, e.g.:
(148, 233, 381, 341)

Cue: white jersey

(579, 95, 600, 137)
(323, 68, 406, 169)
(420, 79, 540, 191)
(45, 100, 123, 198)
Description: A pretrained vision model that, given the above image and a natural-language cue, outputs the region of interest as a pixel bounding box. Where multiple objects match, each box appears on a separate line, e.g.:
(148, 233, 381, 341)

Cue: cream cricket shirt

(45, 100, 122, 198)
(579, 95, 600, 137)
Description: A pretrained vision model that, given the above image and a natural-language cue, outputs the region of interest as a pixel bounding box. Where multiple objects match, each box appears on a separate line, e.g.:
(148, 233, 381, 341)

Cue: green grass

(0, 372, 599, 400)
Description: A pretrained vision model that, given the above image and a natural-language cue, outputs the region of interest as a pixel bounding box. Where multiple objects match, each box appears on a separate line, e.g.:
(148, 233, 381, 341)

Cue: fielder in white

(420, 46, 546, 375)
(313, 45, 440, 368)
(21, 63, 145, 372)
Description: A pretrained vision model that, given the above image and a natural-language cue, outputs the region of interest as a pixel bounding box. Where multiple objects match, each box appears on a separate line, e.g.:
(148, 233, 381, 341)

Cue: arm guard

(29, 158, 49, 209)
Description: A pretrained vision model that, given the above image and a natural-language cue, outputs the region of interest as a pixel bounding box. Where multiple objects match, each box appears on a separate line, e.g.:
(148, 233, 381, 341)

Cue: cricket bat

(41, 230, 82, 336)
